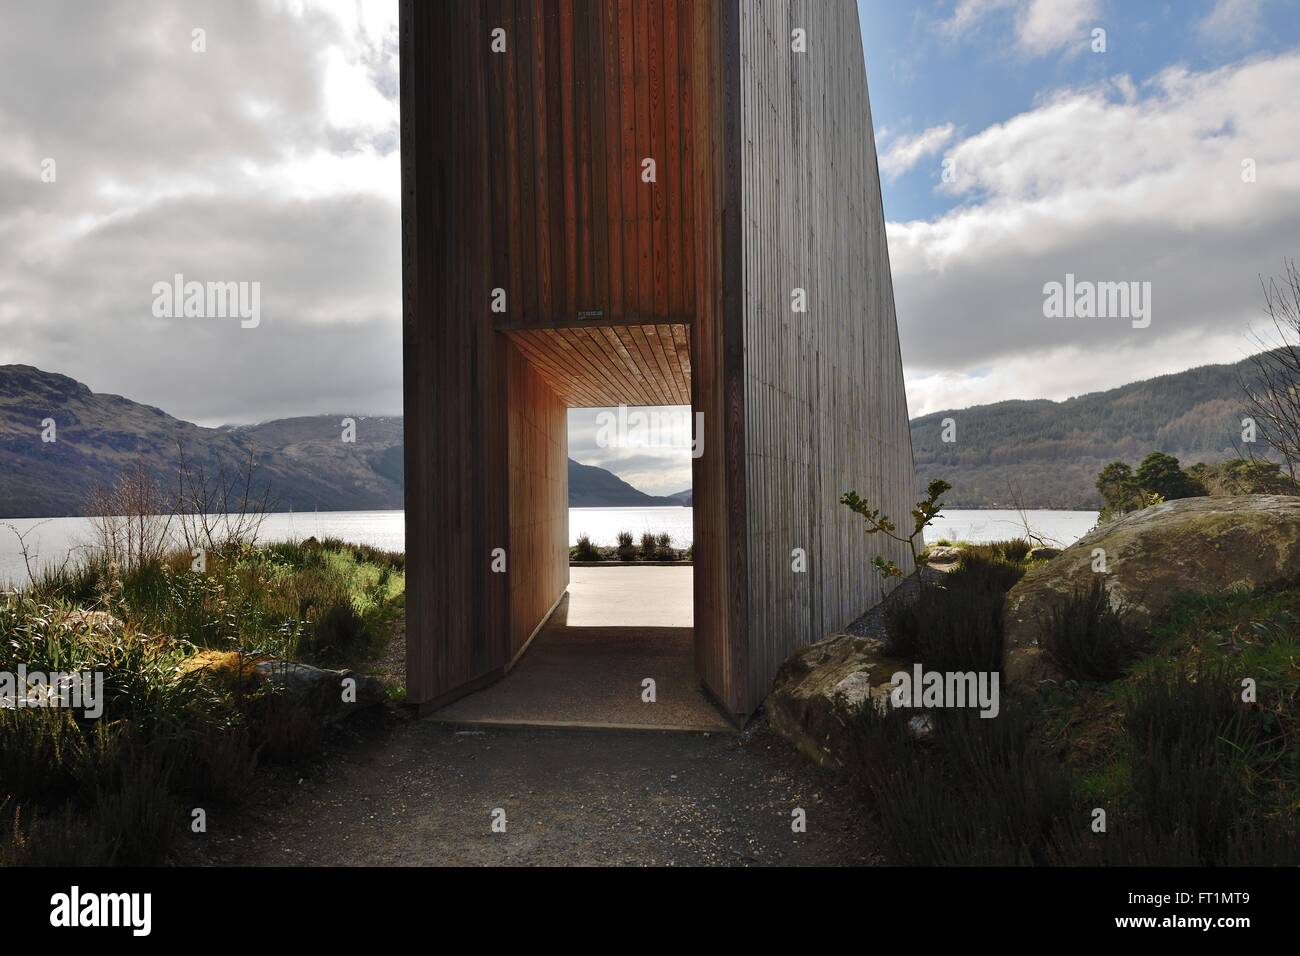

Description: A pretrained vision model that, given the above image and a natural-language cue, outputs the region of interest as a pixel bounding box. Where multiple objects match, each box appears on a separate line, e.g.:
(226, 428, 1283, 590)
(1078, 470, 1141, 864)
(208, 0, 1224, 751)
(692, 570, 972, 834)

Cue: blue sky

(862, 0, 1300, 222)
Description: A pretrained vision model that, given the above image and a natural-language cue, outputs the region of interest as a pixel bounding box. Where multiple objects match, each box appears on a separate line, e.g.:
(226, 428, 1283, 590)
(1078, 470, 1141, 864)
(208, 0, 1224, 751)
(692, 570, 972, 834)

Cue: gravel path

(179, 711, 878, 867)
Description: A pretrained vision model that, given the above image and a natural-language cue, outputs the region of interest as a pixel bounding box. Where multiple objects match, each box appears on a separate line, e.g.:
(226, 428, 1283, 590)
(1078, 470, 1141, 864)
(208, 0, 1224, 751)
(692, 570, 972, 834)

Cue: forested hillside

(911, 357, 1266, 509)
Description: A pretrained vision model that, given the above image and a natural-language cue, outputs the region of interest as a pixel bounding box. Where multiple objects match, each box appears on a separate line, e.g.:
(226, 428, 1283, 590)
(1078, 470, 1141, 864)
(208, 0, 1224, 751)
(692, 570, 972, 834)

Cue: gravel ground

(178, 710, 879, 867)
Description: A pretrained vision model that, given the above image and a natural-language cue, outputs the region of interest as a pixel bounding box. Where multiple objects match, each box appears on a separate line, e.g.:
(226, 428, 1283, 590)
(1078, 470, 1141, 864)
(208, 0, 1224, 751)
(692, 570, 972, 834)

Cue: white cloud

(0, 0, 403, 423)
(1197, 0, 1266, 47)
(880, 123, 956, 179)
(567, 408, 693, 496)
(904, 329, 1258, 417)
(890, 53, 1300, 416)
(940, 0, 1101, 56)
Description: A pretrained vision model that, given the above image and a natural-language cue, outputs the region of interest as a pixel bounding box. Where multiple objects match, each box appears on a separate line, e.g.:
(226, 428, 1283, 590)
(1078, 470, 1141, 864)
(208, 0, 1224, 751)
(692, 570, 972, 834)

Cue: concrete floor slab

(565, 565, 693, 628)
(433, 567, 731, 732)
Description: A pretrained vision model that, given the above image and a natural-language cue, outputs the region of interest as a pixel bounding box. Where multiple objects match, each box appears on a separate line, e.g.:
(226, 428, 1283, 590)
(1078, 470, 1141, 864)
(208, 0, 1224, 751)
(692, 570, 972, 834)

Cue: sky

(2, 1, 1298, 497)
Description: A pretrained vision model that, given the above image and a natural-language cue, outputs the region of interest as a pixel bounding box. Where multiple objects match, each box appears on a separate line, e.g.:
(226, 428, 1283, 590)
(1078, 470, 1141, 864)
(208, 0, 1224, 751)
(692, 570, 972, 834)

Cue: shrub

(655, 532, 675, 560)
(640, 532, 658, 560)
(1123, 663, 1260, 860)
(1042, 577, 1142, 681)
(954, 551, 1026, 594)
(88, 747, 181, 866)
(915, 582, 1004, 673)
(0, 802, 113, 867)
(996, 538, 1034, 563)
(0, 535, 405, 865)
(883, 555, 1021, 673)
(572, 534, 601, 561)
(883, 597, 922, 660)
(616, 530, 636, 562)
(297, 600, 373, 667)
(846, 700, 1073, 865)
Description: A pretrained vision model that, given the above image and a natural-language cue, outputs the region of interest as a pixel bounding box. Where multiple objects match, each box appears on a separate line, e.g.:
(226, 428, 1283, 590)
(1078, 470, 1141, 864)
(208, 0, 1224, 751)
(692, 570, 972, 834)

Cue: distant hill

(666, 488, 693, 506)
(0, 366, 687, 516)
(0, 366, 402, 518)
(8, 357, 1271, 516)
(568, 458, 683, 507)
(912, 355, 1269, 509)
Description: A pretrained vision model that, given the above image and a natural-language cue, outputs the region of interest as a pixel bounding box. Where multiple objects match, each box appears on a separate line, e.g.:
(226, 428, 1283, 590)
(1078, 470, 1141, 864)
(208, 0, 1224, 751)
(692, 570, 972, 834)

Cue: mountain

(911, 355, 1267, 509)
(0, 366, 403, 517)
(567, 458, 683, 506)
(666, 488, 693, 505)
(0, 366, 688, 516)
(10, 356, 1266, 516)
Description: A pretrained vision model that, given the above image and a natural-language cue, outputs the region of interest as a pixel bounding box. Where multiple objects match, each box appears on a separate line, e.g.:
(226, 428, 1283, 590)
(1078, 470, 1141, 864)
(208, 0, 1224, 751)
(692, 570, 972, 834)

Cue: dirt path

(180, 712, 878, 867)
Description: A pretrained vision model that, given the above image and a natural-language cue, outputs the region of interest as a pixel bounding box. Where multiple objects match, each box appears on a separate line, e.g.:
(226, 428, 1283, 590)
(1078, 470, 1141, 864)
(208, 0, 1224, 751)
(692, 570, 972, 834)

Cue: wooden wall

(479, 0, 699, 330)
(506, 341, 570, 658)
(734, 0, 916, 708)
(401, 0, 511, 708)
(688, 0, 748, 716)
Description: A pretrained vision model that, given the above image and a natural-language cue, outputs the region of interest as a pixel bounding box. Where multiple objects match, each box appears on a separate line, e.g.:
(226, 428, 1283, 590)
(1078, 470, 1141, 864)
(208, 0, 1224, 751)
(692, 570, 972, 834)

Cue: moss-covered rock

(1003, 495, 1300, 685)
(767, 633, 905, 767)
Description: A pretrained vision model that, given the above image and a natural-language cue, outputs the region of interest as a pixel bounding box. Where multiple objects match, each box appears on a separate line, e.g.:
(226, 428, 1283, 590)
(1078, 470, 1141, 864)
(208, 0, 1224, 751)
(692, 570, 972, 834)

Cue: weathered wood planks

(401, 0, 915, 718)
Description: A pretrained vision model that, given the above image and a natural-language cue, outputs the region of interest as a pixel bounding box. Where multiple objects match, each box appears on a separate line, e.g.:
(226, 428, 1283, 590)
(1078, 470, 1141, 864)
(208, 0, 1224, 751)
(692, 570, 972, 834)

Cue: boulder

(1003, 495, 1300, 685)
(179, 650, 268, 695)
(767, 633, 905, 767)
(254, 661, 387, 725)
(62, 609, 123, 633)
(1027, 545, 1061, 561)
(925, 545, 963, 564)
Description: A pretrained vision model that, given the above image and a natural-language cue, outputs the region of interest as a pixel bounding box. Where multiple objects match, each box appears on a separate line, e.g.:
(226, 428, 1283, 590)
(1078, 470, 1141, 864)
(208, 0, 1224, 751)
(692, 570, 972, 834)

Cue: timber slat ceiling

(508, 323, 691, 407)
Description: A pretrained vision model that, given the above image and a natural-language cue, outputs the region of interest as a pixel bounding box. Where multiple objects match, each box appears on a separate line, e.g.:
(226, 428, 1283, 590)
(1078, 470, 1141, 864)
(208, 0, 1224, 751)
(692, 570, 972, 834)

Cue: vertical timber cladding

(505, 340, 570, 661)
(690, 0, 748, 715)
(400, 0, 511, 708)
(734, 0, 917, 708)
(484, 0, 699, 330)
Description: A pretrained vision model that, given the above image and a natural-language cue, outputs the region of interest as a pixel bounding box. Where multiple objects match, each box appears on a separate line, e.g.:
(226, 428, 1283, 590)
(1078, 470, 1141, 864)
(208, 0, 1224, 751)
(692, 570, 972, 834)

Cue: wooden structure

(400, 0, 915, 719)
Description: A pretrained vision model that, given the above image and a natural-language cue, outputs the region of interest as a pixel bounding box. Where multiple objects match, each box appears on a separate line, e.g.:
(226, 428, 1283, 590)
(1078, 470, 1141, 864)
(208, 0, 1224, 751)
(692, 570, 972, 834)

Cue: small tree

(175, 440, 274, 558)
(1095, 461, 1140, 516)
(85, 461, 176, 574)
(1135, 451, 1202, 501)
(1241, 259, 1300, 483)
(841, 479, 952, 584)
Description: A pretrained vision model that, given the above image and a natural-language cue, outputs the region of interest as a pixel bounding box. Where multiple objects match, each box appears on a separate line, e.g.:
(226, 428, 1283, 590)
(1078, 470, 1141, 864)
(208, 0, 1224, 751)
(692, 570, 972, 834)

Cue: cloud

(889, 53, 1300, 417)
(880, 123, 957, 179)
(0, 0, 401, 424)
(1197, 0, 1266, 47)
(567, 408, 693, 496)
(940, 0, 1101, 56)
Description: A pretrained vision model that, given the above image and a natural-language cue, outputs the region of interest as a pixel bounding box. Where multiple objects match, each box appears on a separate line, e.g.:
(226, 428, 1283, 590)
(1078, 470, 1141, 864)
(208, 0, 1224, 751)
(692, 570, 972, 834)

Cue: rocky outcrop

(255, 661, 387, 725)
(1003, 495, 1300, 685)
(767, 633, 904, 767)
(924, 545, 963, 565)
(179, 651, 386, 724)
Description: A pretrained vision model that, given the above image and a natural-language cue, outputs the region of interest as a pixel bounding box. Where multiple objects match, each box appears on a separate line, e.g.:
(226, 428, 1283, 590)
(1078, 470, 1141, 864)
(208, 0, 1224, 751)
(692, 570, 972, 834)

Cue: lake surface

(0, 507, 1099, 586)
